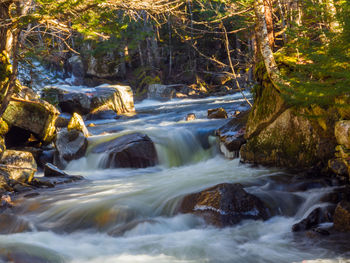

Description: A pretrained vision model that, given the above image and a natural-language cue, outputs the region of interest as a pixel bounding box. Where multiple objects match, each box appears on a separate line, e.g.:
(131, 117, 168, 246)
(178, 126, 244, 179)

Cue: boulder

(207, 108, 228, 119)
(67, 113, 89, 137)
(54, 128, 88, 168)
(292, 206, 334, 232)
(179, 183, 270, 227)
(334, 200, 350, 232)
(185, 113, 196, 121)
(41, 84, 135, 116)
(240, 107, 337, 169)
(0, 150, 37, 183)
(2, 98, 59, 144)
(335, 121, 350, 148)
(91, 133, 158, 168)
(216, 111, 249, 159)
(148, 84, 176, 100)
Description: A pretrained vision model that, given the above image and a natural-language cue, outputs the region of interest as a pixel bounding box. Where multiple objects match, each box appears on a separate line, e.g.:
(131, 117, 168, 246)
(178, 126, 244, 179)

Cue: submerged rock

(185, 113, 196, 121)
(207, 108, 228, 119)
(179, 183, 270, 227)
(41, 84, 135, 116)
(0, 150, 37, 183)
(334, 200, 350, 232)
(2, 98, 59, 144)
(91, 132, 158, 168)
(54, 128, 88, 168)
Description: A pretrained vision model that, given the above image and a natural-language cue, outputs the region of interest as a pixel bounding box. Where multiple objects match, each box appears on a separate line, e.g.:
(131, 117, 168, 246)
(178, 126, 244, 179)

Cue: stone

(148, 84, 176, 100)
(67, 112, 89, 137)
(185, 113, 196, 121)
(335, 121, 350, 148)
(216, 111, 249, 159)
(207, 108, 228, 119)
(54, 128, 88, 168)
(86, 109, 117, 120)
(41, 84, 135, 116)
(334, 200, 350, 232)
(67, 55, 85, 84)
(292, 207, 334, 232)
(2, 98, 60, 144)
(328, 158, 350, 176)
(91, 132, 158, 168)
(44, 163, 69, 177)
(179, 183, 270, 227)
(55, 115, 70, 128)
(0, 150, 37, 183)
(240, 107, 337, 169)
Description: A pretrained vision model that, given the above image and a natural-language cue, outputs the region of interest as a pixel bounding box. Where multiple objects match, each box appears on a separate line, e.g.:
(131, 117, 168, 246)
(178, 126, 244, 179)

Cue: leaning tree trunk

(254, 0, 288, 93)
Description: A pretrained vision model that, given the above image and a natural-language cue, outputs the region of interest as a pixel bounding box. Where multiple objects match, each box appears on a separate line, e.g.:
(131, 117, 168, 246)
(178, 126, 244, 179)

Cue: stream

(0, 93, 350, 263)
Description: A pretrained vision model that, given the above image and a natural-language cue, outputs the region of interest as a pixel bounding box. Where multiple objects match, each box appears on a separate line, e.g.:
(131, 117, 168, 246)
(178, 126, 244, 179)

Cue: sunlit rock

(91, 132, 158, 168)
(2, 98, 59, 144)
(335, 121, 350, 148)
(41, 84, 135, 116)
(67, 112, 89, 137)
(179, 183, 270, 227)
(207, 108, 228, 119)
(0, 150, 37, 183)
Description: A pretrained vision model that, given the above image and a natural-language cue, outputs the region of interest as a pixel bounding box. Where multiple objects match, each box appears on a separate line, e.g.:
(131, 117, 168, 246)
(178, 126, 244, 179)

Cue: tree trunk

(254, 0, 287, 93)
(263, 0, 274, 47)
(0, 1, 13, 53)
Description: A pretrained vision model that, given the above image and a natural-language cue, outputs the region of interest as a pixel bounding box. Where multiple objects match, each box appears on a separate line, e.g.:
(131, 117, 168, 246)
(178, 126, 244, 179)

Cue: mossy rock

(2, 98, 60, 144)
(241, 107, 337, 169)
(67, 113, 89, 137)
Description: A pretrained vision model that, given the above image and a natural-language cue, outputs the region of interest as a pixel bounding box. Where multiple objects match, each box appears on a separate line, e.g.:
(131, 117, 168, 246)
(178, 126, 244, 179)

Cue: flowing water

(1, 93, 350, 263)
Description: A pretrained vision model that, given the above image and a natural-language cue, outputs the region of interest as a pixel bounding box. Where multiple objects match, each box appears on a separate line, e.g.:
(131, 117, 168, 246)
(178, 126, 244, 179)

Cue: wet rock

(13, 182, 33, 193)
(2, 98, 60, 144)
(0, 150, 37, 183)
(208, 108, 228, 119)
(86, 109, 118, 120)
(44, 163, 69, 177)
(334, 201, 350, 232)
(335, 121, 350, 148)
(54, 128, 88, 168)
(33, 174, 83, 188)
(91, 133, 158, 168)
(42, 84, 135, 116)
(292, 207, 327, 232)
(216, 111, 249, 159)
(185, 113, 196, 121)
(179, 183, 270, 227)
(328, 158, 350, 176)
(67, 112, 89, 137)
(67, 55, 85, 85)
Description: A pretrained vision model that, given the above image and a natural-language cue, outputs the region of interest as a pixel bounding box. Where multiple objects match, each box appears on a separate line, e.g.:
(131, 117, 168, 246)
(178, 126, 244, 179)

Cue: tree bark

(254, 0, 287, 93)
(263, 0, 274, 47)
(0, 1, 13, 53)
